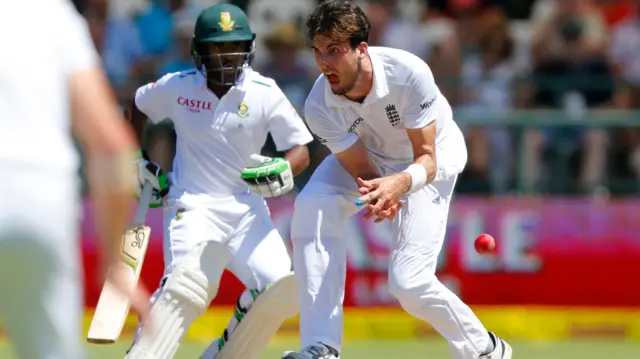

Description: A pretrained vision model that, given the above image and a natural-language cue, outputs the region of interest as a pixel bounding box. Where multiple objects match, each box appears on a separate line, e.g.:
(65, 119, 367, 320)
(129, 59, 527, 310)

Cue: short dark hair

(306, 0, 370, 49)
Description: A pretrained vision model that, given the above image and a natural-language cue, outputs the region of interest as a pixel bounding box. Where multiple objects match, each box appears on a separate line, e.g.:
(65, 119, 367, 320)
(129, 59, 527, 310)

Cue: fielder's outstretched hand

(356, 174, 409, 223)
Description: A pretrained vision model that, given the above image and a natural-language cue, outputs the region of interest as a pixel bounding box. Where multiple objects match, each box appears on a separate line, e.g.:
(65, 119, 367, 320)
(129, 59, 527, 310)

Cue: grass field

(1, 338, 639, 358)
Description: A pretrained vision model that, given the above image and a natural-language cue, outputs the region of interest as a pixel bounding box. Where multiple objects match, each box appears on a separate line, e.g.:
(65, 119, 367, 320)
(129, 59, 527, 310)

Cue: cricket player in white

(283, 1, 512, 359)
(0, 1, 150, 358)
(124, 3, 313, 359)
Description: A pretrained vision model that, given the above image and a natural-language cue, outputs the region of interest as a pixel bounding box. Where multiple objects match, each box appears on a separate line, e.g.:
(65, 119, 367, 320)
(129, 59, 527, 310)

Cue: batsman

(124, 3, 313, 359)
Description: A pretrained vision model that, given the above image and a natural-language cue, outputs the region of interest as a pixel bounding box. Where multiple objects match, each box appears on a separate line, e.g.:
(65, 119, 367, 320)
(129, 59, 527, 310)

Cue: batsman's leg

(201, 197, 298, 359)
(125, 240, 229, 359)
(387, 176, 511, 359)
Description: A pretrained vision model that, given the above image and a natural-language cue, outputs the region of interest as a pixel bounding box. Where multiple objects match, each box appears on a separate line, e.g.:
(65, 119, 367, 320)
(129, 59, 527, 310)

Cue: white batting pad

(213, 273, 299, 359)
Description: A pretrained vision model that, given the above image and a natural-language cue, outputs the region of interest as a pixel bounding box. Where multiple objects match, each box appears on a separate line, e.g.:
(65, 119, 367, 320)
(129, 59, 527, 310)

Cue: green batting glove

(240, 155, 294, 198)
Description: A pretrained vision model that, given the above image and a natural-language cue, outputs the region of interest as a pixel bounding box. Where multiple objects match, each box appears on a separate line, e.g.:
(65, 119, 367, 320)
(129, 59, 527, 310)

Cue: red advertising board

(81, 196, 640, 308)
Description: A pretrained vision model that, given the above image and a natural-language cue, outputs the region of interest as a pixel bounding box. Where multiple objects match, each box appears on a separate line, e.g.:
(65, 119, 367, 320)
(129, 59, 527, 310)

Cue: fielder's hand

(134, 150, 169, 207)
(356, 175, 407, 223)
(241, 154, 294, 198)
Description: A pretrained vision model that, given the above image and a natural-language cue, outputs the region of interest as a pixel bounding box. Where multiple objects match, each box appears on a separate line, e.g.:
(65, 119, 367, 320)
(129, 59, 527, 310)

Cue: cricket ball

(474, 233, 496, 254)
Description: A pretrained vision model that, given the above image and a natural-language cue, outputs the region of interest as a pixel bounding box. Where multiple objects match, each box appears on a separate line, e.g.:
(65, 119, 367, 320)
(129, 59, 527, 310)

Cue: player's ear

(355, 42, 368, 58)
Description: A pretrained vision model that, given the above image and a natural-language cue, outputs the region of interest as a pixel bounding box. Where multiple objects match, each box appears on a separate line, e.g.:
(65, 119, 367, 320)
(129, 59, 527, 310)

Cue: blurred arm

(70, 66, 138, 277)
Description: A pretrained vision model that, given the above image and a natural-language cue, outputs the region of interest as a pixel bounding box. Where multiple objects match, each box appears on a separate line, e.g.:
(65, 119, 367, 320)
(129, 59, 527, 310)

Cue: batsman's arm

(128, 73, 177, 149)
(265, 85, 313, 176)
(284, 145, 310, 177)
(127, 97, 149, 145)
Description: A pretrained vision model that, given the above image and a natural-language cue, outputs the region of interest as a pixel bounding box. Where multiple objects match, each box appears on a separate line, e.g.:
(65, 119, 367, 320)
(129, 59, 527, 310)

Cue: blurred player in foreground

(0, 1, 150, 358)
(124, 3, 313, 358)
(283, 1, 512, 359)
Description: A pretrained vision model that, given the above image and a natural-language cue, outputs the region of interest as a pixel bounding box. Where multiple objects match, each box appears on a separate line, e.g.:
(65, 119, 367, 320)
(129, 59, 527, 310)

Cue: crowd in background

(70, 0, 640, 195)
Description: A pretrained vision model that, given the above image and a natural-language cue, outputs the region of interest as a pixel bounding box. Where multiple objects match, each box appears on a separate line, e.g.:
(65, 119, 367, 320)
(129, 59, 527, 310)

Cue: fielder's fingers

(375, 204, 396, 223)
(375, 199, 404, 223)
(369, 195, 389, 216)
(356, 187, 382, 207)
(356, 177, 370, 189)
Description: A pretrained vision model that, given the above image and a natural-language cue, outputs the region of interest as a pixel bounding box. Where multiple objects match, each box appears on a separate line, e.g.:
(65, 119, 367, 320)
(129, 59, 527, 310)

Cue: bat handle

(133, 181, 154, 226)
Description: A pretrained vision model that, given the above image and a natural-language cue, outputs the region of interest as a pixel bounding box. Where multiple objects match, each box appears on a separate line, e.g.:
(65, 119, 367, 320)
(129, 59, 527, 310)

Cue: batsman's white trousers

(291, 155, 491, 359)
(0, 168, 84, 359)
(154, 191, 292, 300)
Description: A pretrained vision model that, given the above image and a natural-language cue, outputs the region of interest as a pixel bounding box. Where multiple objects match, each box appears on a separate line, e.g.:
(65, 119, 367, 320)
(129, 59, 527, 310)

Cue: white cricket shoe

(480, 332, 512, 359)
(281, 343, 339, 359)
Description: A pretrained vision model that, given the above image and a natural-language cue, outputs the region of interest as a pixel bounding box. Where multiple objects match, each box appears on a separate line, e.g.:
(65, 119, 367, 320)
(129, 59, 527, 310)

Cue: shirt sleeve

(134, 73, 175, 124)
(59, 1, 99, 74)
(267, 86, 314, 151)
(303, 99, 358, 154)
(403, 62, 440, 129)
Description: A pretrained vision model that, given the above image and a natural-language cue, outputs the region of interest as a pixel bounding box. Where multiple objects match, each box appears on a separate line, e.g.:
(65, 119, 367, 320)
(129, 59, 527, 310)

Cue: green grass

(1, 338, 639, 358)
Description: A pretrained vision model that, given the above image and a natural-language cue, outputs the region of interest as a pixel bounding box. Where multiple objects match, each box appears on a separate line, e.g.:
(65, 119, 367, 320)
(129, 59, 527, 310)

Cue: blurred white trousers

(291, 155, 491, 359)
(0, 167, 84, 359)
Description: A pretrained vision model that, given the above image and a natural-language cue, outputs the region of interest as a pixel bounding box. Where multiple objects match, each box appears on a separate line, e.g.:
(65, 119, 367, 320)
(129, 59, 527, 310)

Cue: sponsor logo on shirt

(385, 104, 400, 127)
(177, 96, 212, 113)
(348, 117, 364, 133)
(420, 96, 436, 110)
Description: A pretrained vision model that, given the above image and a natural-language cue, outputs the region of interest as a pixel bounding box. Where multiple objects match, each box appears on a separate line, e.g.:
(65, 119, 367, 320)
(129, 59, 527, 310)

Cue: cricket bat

(86, 181, 154, 344)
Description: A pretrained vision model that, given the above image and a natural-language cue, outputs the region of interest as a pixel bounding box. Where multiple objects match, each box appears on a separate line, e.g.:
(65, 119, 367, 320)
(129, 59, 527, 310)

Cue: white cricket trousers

(152, 191, 292, 304)
(291, 155, 491, 359)
(0, 167, 84, 359)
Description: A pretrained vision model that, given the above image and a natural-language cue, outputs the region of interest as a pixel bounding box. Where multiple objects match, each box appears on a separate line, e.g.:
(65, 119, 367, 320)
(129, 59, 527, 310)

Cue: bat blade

(86, 224, 151, 344)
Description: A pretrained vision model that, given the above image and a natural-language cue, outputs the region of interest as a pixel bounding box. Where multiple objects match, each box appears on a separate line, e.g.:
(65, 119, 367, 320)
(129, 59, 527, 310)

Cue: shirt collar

(324, 50, 389, 108)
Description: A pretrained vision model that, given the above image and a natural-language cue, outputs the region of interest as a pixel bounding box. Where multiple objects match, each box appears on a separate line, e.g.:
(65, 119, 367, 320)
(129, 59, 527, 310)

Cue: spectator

(447, 0, 502, 105)
(258, 22, 314, 114)
(134, 0, 178, 56)
(159, 19, 196, 75)
(85, 0, 149, 97)
(608, 0, 640, 191)
(245, 0, 317, 69)
(526, 0, 613, 193)
(457, 8, 518, 193)
(413, 0, 462, 104)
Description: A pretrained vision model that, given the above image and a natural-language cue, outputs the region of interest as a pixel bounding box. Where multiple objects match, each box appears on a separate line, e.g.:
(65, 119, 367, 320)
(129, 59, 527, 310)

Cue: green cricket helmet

(191, 3, 256, 86)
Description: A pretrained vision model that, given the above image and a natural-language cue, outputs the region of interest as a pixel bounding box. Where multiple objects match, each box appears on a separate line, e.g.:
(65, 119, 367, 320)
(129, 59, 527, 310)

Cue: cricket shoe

(480, 332, 512, 359)
(281, 343, 339, 359)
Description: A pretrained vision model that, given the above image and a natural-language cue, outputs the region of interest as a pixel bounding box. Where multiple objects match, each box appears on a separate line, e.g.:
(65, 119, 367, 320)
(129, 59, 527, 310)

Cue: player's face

(311, 34, 362, 96)
(200, 41, 249, 80)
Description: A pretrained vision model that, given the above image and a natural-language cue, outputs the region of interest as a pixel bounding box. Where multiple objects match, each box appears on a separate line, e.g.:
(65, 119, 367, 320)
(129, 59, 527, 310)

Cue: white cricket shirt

(135, 68, 314, 197)
(304, 46, 467, 178)
(0, 0, 98, 174)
